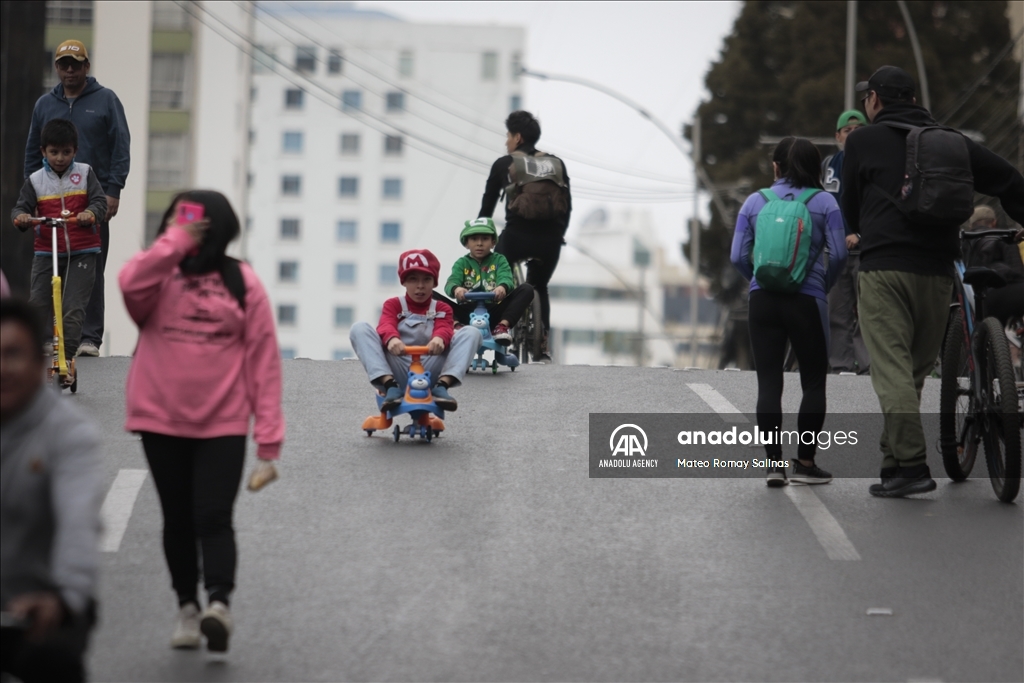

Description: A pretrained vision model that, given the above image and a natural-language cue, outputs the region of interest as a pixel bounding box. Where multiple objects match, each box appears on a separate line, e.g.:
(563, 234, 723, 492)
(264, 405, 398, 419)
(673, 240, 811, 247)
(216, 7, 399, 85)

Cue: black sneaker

(868, 463, 936, 498)
(766, 466, 788, 487)
(790, 460, 833, 484)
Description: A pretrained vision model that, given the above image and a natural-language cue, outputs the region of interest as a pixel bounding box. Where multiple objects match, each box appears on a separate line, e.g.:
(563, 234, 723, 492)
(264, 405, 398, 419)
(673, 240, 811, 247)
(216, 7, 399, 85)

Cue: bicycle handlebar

(961, 228, 1023, 243)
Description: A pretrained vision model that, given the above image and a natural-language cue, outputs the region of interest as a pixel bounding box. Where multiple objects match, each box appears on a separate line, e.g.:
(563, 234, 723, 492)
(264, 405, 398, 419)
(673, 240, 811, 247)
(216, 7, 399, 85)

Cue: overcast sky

(357, 0, 742, 265)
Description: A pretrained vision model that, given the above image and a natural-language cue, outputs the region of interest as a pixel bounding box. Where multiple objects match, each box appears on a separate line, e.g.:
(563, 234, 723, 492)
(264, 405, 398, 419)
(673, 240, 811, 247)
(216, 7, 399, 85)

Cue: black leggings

(495, 229, 563, 331)
(140, 433, 246, 606)
(748, 290, 829, 461)
(434, 284, 535, 327)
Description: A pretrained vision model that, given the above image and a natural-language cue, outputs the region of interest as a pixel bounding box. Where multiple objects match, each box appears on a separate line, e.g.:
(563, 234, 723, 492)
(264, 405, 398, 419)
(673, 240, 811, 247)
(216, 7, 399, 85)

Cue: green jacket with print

(445, 252, 515, 297)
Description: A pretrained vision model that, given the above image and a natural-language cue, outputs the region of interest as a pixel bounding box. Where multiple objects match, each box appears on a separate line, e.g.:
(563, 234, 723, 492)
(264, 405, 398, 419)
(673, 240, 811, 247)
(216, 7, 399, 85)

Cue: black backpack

(875, 122, 974, 228)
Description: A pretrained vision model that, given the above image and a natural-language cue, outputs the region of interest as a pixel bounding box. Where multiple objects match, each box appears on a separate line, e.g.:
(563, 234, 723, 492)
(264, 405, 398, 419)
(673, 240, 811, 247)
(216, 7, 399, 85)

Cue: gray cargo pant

(349, 322, 481, 388)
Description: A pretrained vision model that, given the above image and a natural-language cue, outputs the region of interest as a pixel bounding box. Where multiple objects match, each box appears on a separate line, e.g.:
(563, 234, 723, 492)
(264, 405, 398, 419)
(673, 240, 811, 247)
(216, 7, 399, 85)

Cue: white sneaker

(76, 342, 99, 357)
(200, 601, 233, 652)
(171, 603, 201, 649)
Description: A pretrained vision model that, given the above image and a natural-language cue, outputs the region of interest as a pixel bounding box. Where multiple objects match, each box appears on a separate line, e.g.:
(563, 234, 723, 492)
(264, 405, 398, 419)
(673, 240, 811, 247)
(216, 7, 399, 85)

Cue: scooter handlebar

(402, 345, 431, 356)
(27, 217, 80, 226)
(463, 291, 496, 301)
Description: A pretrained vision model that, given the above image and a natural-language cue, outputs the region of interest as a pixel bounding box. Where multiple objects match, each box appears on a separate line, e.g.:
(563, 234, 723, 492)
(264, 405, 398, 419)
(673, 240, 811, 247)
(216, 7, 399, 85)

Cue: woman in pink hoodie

(119, 190, 283, 654)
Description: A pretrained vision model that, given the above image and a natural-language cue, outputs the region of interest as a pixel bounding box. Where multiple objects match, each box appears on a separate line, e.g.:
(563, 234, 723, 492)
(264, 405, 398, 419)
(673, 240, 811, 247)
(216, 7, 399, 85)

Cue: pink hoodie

(119, 226, 284, 459)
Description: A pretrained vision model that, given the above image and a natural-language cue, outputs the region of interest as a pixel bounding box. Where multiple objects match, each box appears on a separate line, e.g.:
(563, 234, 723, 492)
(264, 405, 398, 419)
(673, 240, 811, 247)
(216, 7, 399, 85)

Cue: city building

(245, 3, 524, 360)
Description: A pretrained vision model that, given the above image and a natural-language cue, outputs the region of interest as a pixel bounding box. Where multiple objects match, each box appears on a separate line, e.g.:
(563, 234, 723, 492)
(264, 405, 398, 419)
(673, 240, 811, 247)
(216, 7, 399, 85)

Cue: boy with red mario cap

(349, 249, 482, 412)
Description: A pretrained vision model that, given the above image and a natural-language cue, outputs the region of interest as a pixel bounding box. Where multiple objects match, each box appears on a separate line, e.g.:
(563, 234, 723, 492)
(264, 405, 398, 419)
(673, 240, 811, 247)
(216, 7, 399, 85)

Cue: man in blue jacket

(24, 39, 131, 358)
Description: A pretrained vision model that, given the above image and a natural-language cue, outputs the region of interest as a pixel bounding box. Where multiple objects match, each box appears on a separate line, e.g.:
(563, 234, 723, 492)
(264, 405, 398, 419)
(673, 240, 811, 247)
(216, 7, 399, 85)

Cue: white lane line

(99, 469, 148, 552)
(685, 383, 749, 422)
(784, 485, 861, 561)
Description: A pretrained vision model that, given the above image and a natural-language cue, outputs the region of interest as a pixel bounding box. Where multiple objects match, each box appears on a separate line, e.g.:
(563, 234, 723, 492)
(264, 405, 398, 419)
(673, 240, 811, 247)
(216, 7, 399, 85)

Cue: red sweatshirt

(377, 295, 454, 347)
(119, 226, 284, 459)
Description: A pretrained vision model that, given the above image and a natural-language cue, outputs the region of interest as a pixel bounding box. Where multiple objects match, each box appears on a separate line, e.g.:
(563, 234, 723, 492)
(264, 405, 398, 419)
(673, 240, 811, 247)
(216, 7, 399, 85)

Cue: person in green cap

(821, 109, 870, 375)
(440, 218, 534, 345)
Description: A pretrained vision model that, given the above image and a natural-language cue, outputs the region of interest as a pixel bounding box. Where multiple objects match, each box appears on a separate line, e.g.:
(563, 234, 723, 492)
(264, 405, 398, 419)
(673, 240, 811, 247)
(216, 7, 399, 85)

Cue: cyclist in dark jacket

(841, 65, 1024, 498)
(479, 111, 571, 361)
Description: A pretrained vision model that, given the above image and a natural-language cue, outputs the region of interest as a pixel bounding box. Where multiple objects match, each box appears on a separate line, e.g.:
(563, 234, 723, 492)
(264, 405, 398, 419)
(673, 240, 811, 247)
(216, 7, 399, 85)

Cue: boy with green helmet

(440, 218, 534, 345)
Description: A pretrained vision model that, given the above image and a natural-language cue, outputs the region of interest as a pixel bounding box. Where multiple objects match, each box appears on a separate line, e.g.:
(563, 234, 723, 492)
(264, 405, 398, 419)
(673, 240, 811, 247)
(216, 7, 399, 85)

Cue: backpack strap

(795, 188, 820, 204)
(758, 189, 780, 202)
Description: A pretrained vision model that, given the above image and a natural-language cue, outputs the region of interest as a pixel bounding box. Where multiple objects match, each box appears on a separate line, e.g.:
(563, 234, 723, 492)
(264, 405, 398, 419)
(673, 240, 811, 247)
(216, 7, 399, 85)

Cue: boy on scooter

(349, 250, 481, 412)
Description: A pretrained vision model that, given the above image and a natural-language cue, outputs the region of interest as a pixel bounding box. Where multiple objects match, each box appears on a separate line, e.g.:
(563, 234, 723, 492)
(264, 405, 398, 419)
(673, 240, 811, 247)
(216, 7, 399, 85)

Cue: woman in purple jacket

(730, 137, 847, 487)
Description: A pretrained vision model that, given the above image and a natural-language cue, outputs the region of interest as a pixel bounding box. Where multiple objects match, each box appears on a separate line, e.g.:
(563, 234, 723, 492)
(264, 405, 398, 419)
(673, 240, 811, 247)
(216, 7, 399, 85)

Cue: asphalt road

(66, 357, 1022, 683)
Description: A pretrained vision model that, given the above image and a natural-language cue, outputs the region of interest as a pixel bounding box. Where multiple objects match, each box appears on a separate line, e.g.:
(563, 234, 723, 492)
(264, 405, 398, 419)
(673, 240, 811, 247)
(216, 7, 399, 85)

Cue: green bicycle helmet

(459, 217, 497, 245)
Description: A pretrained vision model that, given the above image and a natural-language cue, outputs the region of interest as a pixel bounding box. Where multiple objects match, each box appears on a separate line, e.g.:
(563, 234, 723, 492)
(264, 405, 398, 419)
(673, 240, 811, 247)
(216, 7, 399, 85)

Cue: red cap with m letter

(397, 249, 440, 284)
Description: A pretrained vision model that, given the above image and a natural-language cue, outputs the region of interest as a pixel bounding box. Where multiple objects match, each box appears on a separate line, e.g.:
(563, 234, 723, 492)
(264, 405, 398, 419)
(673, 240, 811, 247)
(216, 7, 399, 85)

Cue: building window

(150, 53, 190, 110)
(386, 91, 405, 112)
(398, 50, 413, 77)
(332, 349, 354, 360)
(277, 304, 297, 326)
(295, 45, 316, 73)
(384, 135, 404, 156)
(281, 175, 301, 196)
(381, 222, 401, 243)
(334, 306, 354, 328)
(336, 221, 357, 242)
(335, 263, 356, 285)
(147, 133, 189, 188)
(282, 131, 303, 153)
(152, 0, 190, 30)
(511, 52, 522, 79)
(279, 261, 299, 283)
(379, 264, 399, 286)
(509, 94, 522, 113)
(382, 178, 402, 199)
(338, 177, 358, 198)
(285, 88, 304, 110)
(342, 90, 362, 110)
(328, 49, 342, 74)
(253, 45, 276, 74)
(47, 0, 93, 25)
(280, 347, 297, 360)
(482, 51, 498, 80)
(280, 218, 300, 240)
(340, 133, 360, 155)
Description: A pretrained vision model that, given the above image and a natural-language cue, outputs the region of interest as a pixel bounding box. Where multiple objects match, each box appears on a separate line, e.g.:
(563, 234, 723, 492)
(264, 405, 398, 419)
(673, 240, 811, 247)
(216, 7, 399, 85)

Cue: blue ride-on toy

(362, 346, 445, 442)
(463, 291, 520, 374)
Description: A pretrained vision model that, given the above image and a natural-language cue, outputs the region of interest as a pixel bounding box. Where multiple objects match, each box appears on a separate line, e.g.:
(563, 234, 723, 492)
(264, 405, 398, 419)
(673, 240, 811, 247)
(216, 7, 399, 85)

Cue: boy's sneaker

(61, 358, 76, 389)
(790, 460, 833, 484)
(171, 602, 201, 649)
(766, 466, 788, 487)
(431, 384, 457, 411)
(200, 601, 233, 653)
(381, 385, 403, 412)
(492, 323, 512, 345)
(869, 463, 936, 498)
(76, 342, 99, 357)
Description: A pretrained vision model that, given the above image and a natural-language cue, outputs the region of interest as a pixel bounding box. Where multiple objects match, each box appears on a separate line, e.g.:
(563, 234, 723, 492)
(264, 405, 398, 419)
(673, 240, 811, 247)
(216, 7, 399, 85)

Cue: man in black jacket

(842, 66, 1024, 498)
(479, 111, 571, 362)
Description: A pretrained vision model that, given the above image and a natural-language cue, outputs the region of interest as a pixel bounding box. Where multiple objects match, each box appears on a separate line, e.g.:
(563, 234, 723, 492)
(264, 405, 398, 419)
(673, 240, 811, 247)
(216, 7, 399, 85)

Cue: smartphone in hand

(175, 201, 205, 226)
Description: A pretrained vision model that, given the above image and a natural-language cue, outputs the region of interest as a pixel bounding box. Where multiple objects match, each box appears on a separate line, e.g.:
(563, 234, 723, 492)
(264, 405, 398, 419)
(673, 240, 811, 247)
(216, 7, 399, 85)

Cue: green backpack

(752, 188, 821, 293)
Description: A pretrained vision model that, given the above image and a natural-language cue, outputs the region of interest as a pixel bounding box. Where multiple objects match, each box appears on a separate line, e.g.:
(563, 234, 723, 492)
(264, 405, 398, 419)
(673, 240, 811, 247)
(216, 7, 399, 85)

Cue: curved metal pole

(519, 68, 732, 224)
(896, 0, 931, 110)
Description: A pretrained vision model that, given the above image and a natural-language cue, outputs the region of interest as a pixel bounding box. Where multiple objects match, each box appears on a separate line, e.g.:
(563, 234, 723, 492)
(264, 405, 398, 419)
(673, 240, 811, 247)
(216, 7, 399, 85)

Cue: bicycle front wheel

(940, 308, 977, 480)
(979, 317, 1021, 502)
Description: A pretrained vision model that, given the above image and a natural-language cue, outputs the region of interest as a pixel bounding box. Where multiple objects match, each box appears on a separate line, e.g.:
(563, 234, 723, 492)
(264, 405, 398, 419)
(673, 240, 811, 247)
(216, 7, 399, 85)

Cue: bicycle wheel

(978, 317, 1021, 502)
(940, 308, 978, 480)
(527, 290, 543, 360)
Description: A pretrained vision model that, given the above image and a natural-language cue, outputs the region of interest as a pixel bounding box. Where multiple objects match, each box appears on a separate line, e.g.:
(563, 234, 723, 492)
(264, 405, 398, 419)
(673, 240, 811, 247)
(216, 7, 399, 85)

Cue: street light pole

(690, 114, 701, 367)
(896, 0, 931, 110)
(845, 0, 857, 110)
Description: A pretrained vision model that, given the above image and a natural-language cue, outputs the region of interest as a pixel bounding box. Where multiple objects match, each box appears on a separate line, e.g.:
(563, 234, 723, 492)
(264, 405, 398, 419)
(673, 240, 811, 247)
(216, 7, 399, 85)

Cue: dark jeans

(495, 229, 563, 332)
(81, 221, 108, 348)
(141, 433, 246, 606)
(827, 253, 871, 373)
(1, 601, 94, 683)
(748, 289, 829, 462)
(29, 252, 98, 359)
(434, 284, 535, 328)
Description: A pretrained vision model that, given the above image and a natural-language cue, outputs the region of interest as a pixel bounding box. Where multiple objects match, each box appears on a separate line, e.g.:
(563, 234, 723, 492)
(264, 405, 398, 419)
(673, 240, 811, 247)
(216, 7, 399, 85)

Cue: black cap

(855, 65, 916, 99)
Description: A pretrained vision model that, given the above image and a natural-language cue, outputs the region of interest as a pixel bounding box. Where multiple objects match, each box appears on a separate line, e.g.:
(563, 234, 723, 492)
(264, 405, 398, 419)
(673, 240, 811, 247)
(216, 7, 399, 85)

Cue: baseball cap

(836, 109, 867, 130)
(54, 40, 89, 63)
(397, 249, 440, 284)
(855, 66, 915, 100)
(459, 217, 497, 245)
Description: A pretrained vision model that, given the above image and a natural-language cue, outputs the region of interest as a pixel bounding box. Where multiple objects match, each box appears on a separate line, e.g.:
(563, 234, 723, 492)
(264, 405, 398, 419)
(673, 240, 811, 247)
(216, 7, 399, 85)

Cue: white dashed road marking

(99, 469, 148, 552)
(688, 382, 861, 561)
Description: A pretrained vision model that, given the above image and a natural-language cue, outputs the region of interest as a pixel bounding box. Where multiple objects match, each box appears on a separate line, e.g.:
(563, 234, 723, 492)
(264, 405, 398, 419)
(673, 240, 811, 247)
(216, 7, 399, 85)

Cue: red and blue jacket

(12, 161, 108, 256)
